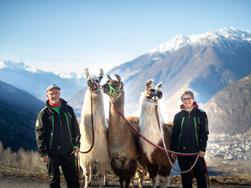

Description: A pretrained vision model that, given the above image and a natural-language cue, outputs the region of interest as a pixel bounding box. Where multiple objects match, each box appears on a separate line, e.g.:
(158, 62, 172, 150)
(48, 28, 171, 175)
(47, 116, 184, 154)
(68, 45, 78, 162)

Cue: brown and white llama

(138, 80, 173, 188)
(79, 68, 110, 188)
(102, 74, 138, 188)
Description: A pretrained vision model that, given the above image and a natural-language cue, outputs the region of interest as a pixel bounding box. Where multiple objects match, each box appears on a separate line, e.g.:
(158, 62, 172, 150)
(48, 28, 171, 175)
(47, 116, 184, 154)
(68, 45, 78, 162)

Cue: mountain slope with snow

(150, 27, 251, 53)
(0, 60, 85, 100)
(106, 27, 251, 117)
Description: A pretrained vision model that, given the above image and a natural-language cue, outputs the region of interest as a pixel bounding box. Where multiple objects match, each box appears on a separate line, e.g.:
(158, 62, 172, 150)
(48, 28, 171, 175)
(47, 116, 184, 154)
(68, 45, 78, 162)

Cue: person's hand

(40, 155, 48, 164)
(71, 147, 80, 156)
(199, 151, 205, 158)
(170, 153, 177, 160)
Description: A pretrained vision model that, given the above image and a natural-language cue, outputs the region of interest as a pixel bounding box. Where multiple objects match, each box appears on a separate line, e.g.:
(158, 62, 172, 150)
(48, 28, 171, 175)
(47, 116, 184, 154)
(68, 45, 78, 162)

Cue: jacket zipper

(193, 117, 199, 147)
(177, 117, 185, 150)
(49, 114, 55, 150)
(64, 112, 73, 146)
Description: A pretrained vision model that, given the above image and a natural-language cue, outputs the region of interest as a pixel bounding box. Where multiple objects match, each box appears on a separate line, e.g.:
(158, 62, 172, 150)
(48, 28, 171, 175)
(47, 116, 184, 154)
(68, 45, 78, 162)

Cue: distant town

(207, 134, 251, 161)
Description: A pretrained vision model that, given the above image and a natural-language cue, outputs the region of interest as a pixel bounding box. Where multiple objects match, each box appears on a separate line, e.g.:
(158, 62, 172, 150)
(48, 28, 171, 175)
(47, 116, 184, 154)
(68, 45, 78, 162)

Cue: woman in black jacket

(171, 90, 209, 188)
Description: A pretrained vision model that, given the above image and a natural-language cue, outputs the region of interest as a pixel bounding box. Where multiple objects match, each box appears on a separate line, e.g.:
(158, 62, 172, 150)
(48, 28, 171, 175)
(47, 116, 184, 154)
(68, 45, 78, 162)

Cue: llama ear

(107, 74, 112, 80)
(99, 68, 104, 80)
(146, 79, 153, 89)
(84, 68, 90, 79)
(156, 82, 162, 90)
(115, 74, 121, 83)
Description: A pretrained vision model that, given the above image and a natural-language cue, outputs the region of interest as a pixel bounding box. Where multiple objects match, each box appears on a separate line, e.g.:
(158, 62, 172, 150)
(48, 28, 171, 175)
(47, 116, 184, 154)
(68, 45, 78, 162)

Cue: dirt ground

(0, 165, 251, 188)
(0, 174, 251, 188)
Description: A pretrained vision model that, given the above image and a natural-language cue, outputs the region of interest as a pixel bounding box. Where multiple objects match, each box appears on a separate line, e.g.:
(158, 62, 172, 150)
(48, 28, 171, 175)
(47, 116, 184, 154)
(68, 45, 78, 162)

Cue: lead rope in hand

(156, 103, 200, 174)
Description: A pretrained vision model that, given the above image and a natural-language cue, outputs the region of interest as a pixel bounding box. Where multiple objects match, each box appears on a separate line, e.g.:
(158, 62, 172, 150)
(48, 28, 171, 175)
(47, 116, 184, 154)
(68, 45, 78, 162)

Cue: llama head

(102, 74, 124, 98)
(144, 79, 163, 101)
(84, 68, 104, 92)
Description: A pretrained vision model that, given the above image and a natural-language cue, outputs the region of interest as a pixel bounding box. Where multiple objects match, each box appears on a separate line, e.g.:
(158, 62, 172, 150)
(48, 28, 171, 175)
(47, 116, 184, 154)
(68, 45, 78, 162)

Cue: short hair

(181, 90, 194, 100)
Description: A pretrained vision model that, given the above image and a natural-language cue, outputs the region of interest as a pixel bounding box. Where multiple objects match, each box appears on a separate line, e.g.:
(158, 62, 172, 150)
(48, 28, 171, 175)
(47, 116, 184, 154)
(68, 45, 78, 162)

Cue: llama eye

(157, 91, 163, 98)
(149, 88, 155, 93)
(87, 80, 92, 85)
(146, 94, 152, 99)
(113, 83, 119, 87)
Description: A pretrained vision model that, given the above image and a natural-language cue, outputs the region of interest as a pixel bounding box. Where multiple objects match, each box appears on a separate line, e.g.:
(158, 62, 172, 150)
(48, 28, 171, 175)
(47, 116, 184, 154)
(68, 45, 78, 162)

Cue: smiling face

(181, 94, 194, 109)
(47, 88, 61, 105)
(102, 74, 123, 97)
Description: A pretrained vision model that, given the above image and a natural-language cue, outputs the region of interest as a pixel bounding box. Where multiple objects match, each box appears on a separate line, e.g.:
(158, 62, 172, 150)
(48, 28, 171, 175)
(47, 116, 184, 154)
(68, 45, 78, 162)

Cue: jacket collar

(45, 98, 67, 108)
(180, 102, 199, 114)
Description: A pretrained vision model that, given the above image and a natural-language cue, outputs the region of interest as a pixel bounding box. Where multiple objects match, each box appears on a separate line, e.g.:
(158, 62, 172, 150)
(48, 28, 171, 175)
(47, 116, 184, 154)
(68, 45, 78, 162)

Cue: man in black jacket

(35, 84, 80, 188)
(171, 90, 209, 188)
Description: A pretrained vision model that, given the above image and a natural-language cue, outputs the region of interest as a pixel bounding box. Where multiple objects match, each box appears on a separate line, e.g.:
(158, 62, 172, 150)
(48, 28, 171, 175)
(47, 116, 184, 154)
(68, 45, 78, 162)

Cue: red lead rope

(110, 100, 198, 157)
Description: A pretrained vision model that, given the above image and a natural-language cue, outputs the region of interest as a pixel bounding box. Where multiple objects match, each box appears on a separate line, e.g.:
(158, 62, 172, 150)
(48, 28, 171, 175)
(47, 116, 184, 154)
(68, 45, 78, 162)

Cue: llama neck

(82, 89, 104, 119)
(109, 92, 125, 126)
(140, 97, 163, 129)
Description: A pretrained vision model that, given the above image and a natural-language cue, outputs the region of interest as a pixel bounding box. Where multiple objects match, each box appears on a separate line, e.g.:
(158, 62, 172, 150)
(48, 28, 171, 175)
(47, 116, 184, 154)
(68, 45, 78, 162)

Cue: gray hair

(181, 90, 194, 100)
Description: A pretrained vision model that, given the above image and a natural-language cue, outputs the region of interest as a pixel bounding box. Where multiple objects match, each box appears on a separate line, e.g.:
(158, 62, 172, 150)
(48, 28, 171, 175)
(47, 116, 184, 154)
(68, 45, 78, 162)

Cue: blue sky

(0, 0, 251, 74)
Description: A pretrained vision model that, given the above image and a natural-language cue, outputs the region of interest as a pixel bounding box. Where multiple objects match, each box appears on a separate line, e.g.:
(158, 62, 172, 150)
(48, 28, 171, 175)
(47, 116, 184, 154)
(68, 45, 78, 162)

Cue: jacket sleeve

(171, 114, 180, 152)
(69, 107, 81, 148)
(35, 111, 48, 157)
(199, 111, 209, 152)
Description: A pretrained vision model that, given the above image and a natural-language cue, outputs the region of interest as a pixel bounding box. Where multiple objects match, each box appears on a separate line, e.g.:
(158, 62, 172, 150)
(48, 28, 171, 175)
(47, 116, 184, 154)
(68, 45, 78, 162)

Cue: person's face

(181, 94, 194, 109)
(47, 89, 60, 104)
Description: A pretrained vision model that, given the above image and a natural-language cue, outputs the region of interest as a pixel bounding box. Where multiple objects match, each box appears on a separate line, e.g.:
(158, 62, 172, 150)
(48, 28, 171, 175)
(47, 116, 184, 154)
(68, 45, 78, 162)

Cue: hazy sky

(0, 0, 251, 74)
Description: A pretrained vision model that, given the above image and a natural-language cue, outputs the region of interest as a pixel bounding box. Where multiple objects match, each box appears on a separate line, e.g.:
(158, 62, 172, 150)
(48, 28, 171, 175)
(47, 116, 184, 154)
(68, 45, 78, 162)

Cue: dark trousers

(47, 154, 79, 188)
(178, 156, 208, 188)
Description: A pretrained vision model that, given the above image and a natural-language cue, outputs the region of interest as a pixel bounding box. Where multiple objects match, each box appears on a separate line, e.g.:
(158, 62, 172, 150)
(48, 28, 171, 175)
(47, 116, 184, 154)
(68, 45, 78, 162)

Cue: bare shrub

(0, 141, 46, 174)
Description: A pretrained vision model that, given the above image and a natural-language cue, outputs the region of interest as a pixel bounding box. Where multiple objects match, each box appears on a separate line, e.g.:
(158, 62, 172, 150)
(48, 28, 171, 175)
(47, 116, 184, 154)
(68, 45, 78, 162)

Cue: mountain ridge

(0, 81, 44, 151)
(204, 74, 251, 135)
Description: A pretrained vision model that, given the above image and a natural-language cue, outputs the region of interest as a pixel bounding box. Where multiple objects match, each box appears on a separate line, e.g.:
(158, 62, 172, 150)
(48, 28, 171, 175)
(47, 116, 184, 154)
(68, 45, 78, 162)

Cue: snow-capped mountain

(106, 27, 251, 118)
(150, 27, 251, 53)
(0, 60, 38, 72)
(57, 71, 85, 80)
(204, 74, 251, 135)
(0, 60, 85, 101)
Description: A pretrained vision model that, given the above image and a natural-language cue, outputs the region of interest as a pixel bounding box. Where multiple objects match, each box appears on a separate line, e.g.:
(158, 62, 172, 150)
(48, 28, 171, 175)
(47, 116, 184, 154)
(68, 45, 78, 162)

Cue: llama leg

(148, 164, 158, 188)
(158, 166, 172, 188)
(138, 167, 145, 188)
(88, 165, 92, 185)
(151, 176, 158, 188)
(125, 178, 132, 188)
(158, 175, 170, 188)
(139, 171, 144, 188)
(97, 173, 104, 188)
(82, 165, 89, 188)
(96, 163, 105, 188)
(103, 171, 107, 186)
(134, 170, 143, 188)
(129, 178, 134, 188)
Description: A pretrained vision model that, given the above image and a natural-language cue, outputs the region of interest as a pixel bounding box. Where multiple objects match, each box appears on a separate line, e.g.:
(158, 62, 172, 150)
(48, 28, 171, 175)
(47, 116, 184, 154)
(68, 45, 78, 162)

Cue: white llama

(79, 68, 110, 188)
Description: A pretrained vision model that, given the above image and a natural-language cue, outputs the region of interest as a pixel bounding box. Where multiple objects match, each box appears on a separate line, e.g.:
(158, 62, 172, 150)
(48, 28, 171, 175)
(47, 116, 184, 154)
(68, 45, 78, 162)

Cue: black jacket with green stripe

(171, 107, 209, 153)
(35, 99, 80, 157)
